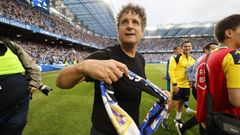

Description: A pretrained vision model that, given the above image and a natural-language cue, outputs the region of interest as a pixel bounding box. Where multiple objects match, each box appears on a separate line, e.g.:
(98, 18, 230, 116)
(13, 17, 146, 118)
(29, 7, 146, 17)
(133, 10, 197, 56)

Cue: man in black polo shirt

(57, 3, 149, 135)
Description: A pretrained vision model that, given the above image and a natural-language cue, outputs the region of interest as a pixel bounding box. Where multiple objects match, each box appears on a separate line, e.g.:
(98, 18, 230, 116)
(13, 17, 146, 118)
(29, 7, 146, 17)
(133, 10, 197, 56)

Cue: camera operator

(0, 38, 52, 135)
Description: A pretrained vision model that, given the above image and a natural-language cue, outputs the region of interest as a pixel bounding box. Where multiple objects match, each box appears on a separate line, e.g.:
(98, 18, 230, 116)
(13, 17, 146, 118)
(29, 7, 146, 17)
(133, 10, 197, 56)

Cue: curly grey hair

(116, 3, 147, 31)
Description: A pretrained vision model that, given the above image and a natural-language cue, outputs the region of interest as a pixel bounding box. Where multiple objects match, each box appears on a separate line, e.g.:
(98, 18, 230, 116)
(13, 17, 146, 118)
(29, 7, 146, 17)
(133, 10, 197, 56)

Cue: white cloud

(110, 0, 240, 25)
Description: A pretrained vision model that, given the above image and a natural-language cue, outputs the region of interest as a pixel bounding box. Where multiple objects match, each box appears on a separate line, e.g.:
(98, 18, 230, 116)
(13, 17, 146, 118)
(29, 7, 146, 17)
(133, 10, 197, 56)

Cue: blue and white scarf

(100, 71, 168, 135)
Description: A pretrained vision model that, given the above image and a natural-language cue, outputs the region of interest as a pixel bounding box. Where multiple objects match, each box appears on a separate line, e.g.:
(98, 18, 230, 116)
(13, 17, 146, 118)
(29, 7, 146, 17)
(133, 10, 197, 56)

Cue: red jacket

(196, 48, 240, 123)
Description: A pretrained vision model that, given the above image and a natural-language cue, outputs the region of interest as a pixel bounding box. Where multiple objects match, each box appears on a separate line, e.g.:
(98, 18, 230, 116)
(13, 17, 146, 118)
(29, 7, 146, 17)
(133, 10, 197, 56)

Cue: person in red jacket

(196, 14, 240, 134)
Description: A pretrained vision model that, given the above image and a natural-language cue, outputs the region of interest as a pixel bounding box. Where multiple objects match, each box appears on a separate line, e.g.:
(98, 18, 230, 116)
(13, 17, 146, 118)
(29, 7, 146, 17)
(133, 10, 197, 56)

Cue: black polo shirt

(85, 45, 146, 135)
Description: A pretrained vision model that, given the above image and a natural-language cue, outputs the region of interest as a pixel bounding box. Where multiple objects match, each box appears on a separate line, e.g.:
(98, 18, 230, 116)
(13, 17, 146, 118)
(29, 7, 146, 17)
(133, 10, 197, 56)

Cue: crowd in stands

(0, 0, 216, 54)
(11, 39, 91, 65)
(0, 0, 213, 64)
(0, 0, 117, 48)
(7, 38, 204, 64)
(13, 39, 203, 64)
(142, 52, 202, 63)
(138, 36, 216, 51)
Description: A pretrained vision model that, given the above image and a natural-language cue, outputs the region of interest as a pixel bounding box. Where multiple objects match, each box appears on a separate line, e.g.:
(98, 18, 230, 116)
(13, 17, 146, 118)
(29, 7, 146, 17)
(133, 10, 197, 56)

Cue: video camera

(39, 84, 53, 96)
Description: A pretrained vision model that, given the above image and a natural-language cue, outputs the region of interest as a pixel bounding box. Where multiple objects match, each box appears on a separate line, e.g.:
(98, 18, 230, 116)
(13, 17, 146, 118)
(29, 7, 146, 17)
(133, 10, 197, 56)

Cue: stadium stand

(138, 36, 215, 51)
(0, 0, 117, 49)
(0, 0, 215, 64)
(6, 38, 91, 65)
(4, 37, 204, 64)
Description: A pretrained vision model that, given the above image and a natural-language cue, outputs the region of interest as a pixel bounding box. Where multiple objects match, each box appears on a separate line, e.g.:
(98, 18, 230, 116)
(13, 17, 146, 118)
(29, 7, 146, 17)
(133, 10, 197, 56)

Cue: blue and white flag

(100, 71, 168, 135)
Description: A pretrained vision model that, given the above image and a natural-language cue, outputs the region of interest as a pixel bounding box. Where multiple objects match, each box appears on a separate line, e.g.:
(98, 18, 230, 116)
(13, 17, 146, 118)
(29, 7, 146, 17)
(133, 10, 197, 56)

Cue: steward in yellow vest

(0, 38, 51, 135)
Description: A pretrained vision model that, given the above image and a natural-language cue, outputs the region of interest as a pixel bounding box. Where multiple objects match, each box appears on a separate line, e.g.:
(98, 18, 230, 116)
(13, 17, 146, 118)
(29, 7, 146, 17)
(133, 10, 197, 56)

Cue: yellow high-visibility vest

(0, 47, 25, 75)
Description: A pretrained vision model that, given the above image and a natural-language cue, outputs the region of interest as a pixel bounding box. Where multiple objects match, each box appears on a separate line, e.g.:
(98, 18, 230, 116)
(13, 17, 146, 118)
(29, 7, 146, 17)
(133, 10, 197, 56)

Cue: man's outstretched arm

(56, 59, 128, 89)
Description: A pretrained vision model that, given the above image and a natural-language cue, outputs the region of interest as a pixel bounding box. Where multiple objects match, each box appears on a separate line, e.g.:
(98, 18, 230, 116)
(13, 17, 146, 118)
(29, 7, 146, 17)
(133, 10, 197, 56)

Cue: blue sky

(109, 0, 240, 25)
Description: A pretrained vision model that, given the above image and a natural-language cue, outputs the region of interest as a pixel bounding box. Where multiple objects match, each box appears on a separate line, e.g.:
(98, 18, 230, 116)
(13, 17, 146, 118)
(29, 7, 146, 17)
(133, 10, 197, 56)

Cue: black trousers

(0, 73, 29, 135)
(181, 116, 206, 135)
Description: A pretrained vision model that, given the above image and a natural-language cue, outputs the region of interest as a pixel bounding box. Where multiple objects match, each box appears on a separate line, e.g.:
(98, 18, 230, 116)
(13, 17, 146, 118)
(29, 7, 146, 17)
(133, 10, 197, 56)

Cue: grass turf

(23, 64, 198, 135)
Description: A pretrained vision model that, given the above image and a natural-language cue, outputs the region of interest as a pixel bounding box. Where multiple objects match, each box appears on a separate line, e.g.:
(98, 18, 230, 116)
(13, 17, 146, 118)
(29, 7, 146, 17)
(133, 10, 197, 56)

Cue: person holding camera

(0, 38, 51, 135)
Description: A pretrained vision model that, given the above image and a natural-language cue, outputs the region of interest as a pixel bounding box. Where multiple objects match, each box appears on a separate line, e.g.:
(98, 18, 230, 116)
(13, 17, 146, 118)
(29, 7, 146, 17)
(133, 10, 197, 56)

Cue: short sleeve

(222, 51, 240, 88)
(85, 50, 109, 82)
(85, 50, 108, 60)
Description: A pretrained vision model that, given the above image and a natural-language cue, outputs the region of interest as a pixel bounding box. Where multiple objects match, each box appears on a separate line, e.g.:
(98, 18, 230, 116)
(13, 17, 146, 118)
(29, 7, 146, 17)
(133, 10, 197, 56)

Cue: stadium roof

(62, 0, 117, 37)
(54, 0, 217, 38)
(144, 23, 215, 38)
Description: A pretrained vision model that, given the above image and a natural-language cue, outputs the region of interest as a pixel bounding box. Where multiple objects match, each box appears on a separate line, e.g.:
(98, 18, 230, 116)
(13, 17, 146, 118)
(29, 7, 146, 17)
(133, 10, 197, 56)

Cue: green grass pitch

(23, 64, 198, 135)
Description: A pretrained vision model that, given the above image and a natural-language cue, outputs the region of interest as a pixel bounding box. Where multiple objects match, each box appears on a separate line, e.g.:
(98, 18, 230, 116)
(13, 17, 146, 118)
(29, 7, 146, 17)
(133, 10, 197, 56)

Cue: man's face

(204, 48, 209, 54)
(232, 25, 240, 48)
(209, 44, 218, 52)
(118, 11, 143, 47)
(174, 47, 182, 55)
(182, 42, 192, 54)
(204, 44, 218, 54)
